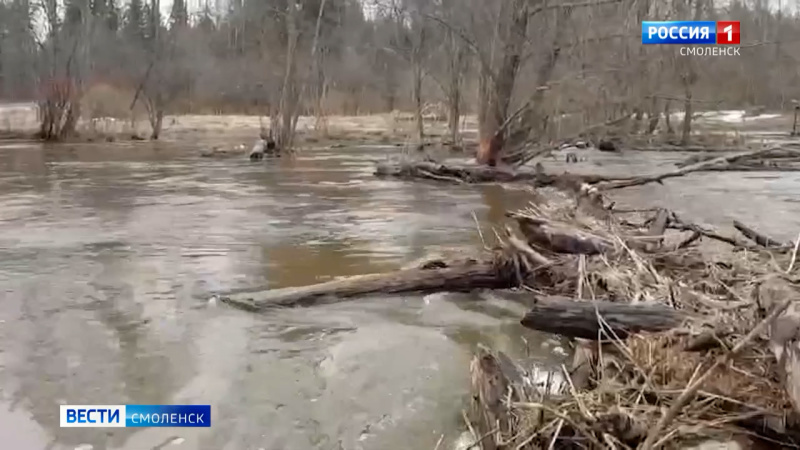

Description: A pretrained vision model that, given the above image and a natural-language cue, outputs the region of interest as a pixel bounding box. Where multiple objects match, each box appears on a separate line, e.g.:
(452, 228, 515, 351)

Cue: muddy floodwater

(1, 137, 799, 450)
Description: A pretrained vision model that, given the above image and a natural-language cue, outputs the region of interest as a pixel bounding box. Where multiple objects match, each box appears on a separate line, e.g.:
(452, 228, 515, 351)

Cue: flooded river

(0, 139, 799, 450)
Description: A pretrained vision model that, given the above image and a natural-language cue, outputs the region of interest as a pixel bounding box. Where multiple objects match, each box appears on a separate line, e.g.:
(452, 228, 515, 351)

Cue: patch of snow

(701, 110, 746, 123)
(749, 113, 782, 120)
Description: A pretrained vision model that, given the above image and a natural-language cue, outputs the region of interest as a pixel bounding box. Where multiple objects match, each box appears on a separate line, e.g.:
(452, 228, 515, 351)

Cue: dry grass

(469, 187, 800, 449)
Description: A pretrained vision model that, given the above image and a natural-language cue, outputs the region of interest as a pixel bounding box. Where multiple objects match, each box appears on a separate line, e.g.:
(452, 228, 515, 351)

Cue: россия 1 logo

(642, 21, 740, 45)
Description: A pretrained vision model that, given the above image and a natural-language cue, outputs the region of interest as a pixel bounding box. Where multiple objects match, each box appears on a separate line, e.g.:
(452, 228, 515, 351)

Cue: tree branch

(423, 13, 497, 82)
(529, 0, 622, 17)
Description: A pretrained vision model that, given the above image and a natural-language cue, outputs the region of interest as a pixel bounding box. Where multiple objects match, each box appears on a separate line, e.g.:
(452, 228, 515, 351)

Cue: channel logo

(59, 405, 211, 428)
(642, 21, 740, 45)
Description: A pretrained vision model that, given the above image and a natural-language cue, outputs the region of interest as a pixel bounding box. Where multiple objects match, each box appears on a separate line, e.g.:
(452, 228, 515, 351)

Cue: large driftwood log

(760, 278, 800, 415)
(513, 215, 612, 255)
(568, 340, 597, 390)
(667, 213, 762, 250)
(697, 164, 800, 172)
(596, 146, 793, 191)
(520, 297, 689, 340)
(733, 220, 791, 249)
(219, 257, 518, 311)
(374, 160, 616, 185)
(469, 346, 536, 450)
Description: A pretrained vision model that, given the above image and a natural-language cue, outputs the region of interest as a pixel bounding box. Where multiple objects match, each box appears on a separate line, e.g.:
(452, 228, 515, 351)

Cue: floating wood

(469, 346, 533, 450)
(761, 278, 800, 415)
(733, 220, 790, 248)
(641, 208, 669, 250)
(220, 256, 519, 311)
(513, 215, 612, 255)
(695, 165, 800, 172)
(668, 213, 762, 250)
(568, 340, 596, 390)
(520, 297, 689, 340)
(374, 160, 616, 185)
(595, 146, 795, 191)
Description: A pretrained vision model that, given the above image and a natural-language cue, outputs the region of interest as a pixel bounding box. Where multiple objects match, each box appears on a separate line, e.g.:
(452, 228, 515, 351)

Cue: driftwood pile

(376, 145, 800, 190)
(465, 188, 800, 449)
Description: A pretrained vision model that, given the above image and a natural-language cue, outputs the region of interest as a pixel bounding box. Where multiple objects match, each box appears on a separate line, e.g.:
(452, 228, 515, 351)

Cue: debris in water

(452, 430, 475, 450)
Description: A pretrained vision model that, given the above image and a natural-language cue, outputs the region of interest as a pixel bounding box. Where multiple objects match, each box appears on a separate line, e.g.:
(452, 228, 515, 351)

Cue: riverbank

(2, 104, 798, 154)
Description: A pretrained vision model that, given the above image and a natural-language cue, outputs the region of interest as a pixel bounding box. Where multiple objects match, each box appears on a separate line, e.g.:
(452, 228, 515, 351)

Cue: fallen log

(520, 297, 689, 340)
(760, 278, 800, 415)
(696, 165, 800, 172)
(568, 340, 596, 390)
(643, 145, 753, 154)
(375, 160, 541, 183)
(374, 160, 618, 186)
(512, 215, 612, 255)
(512, 212, 666, 255)
(667, 213, 761, 250)
(640, 208, 669, 250)
(733, 220, 791, 248)
(219, 256, 520, 310)
(469, 345, 539, 450)
(595, 146, 792, 191)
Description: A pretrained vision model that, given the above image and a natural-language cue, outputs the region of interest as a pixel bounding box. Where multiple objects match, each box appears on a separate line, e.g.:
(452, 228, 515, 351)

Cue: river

(0, 138, 799, 450)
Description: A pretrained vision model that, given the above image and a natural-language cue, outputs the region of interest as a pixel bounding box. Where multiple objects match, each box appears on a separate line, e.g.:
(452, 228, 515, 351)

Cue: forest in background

(0, 0, 799, 158)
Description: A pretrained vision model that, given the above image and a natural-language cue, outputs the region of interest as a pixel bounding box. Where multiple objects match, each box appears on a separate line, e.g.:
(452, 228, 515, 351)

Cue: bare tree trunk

(646, 97, 659, 134)
(632, 108, 644, 134)
(506, 6, 571, 150)
(447, 78, 461, 145)
(145, 96, 164, 140)
(680, 76, 693, 146)
(276, 1, 301, 152)
(309, 0, 328, 136)
(151, 109, 164, 140)
(665, 99, 674, 135)
(37, 0, 86, 142)
(477, 0, 530, 166)
(443, 19, 466, 145)
(412, 56, 424, 141)
(635, 0, 652, 135)
(268, 101, 278, 141)
(60, 100, 80, 139)
(680, 0, 703, 146)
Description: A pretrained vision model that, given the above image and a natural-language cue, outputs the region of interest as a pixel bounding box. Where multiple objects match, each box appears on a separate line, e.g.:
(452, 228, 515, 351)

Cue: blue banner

(642, 21, 717, 45)
(125, 405, 211, 427)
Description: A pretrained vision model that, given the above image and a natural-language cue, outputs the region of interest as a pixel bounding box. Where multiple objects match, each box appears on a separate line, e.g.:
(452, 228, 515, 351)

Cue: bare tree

(374, 0, 433, 142)
(442, 12, 468, 145)
(274, 0, 302, 152)
(308, 0, 329, 135)
(470, 0, 607, 165)
(35, 0, 90, 140)
(2, 0, 800, 149)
